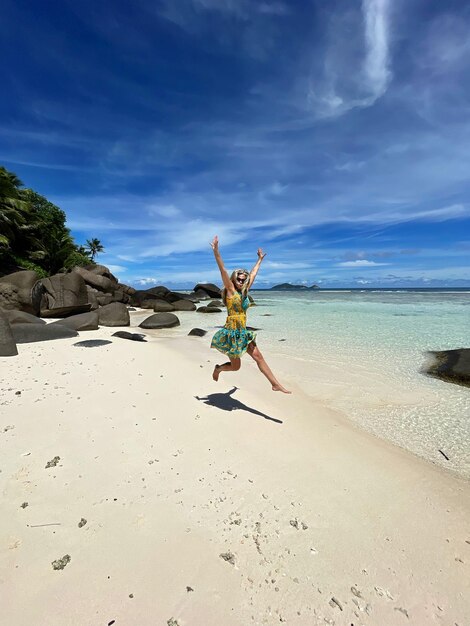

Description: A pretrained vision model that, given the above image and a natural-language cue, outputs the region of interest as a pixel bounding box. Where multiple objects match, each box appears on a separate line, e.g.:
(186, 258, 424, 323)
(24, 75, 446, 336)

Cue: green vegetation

(0, 166, 104, 276)
(85, 237, 104, 261)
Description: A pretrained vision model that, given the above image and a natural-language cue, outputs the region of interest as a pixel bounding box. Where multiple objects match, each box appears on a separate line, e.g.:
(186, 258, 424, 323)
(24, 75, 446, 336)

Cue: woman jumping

(210, 236, 291, 394)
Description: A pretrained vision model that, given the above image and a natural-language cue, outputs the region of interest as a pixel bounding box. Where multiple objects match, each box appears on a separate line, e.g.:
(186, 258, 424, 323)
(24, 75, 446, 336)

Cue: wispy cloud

(337, 259, 388, 267)
(263, 261, 313, 270)
(106, 264, 128, 275)
(308, 0, 391, 117)
(148, 204, 182, 218)
(363, 0, 391, 102)
(156, 0, 287, 60)
(377, 204, 468, 224)
(415, 12, 470, 72)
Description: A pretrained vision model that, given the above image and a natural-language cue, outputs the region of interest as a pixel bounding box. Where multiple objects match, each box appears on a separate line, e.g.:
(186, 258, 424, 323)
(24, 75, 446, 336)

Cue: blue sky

(1, 0, 470, 288)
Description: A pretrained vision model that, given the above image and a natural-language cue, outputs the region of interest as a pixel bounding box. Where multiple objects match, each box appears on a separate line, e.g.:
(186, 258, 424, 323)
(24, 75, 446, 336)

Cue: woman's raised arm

(210, 236, 233, 292)
(247, 248, 266, 289)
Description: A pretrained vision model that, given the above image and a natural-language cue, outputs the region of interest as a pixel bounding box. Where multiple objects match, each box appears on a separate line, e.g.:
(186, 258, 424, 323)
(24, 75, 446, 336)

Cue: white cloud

(337, 259, 388, 267)
(308, 0, 392, 118)
(407, 204, 467, 221)
(0, 155, 90, 172)
(134, 269, 223, 285)
(116, 254, 139, 263)
(135, 277, 160, 286)
(148, 204, 182, 218)
(263, 261, 313, 270)
(335, 160, 366, 172)
(137, 218, 253, 258)
(363, 0, 391, 100)
(364, 204, 468, 225)
(106, 264, 127, 275)
(268, 181, 288, 196)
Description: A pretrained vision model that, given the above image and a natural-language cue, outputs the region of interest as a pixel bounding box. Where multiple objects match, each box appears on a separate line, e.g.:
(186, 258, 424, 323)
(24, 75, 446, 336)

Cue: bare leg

(247, 343, 291, 393)
(213, 358, 241, 381)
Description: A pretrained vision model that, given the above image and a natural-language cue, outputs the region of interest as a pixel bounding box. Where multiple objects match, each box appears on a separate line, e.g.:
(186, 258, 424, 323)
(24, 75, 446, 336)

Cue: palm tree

(30, 230, 78, 274)
(85, 238, 104, 260)
(0, 167, 23, 196)
(77, 245, 92, 258)
(0, 167, 31, 249)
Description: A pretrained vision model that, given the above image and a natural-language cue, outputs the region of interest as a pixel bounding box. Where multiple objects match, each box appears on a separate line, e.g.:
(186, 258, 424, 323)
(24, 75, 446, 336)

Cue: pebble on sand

(52, 555, 71, 570)
(45, 456, 60, 469)
(219, 551, 236, 565)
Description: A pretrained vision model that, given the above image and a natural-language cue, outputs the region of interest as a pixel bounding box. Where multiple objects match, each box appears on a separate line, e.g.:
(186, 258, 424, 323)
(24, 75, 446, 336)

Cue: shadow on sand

(195, 386, 282, 424)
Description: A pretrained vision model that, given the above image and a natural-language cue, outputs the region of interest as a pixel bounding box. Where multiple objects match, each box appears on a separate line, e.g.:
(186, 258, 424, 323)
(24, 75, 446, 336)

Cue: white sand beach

(1, 317, 470, 626)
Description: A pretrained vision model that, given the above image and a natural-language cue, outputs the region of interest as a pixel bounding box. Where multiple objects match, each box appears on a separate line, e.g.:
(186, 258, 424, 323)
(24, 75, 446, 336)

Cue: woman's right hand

(210, 235, 219, 251)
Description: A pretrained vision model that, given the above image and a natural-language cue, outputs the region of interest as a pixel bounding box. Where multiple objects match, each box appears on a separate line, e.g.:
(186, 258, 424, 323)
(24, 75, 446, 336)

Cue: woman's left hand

(257, 248, 266, 260)
(210, 235, 219, 251)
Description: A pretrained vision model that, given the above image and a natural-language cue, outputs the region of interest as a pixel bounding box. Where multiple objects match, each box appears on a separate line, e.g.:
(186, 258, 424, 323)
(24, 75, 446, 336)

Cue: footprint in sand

(374, 585, 394, 600)
(8, 538, 21, 550)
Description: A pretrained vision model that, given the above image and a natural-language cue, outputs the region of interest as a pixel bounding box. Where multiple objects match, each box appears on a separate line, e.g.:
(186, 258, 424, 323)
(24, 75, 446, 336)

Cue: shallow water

(248, 290, 470, 478)
(136, 290, 470, 478)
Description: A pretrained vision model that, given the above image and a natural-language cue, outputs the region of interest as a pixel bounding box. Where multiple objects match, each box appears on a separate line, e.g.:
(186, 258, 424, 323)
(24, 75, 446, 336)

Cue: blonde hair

(221, 268, 250, 306)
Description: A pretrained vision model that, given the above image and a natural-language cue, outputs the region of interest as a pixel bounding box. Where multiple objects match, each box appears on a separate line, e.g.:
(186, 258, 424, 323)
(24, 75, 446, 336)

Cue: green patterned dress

(211, 291, 256, 358)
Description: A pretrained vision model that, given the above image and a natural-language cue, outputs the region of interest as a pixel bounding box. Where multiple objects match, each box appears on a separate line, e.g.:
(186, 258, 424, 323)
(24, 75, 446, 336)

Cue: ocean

(247, 289, 470, 478)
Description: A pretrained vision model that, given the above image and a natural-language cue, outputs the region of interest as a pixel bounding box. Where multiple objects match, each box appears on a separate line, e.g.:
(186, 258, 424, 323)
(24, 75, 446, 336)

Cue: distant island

(270, 283, 320, 290)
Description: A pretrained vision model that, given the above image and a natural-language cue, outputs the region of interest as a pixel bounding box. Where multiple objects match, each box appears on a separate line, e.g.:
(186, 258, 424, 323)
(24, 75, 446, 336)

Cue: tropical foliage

(0, 166, 104, 276)
(0, 167, 31, 250)
(85, 238, 104, 261)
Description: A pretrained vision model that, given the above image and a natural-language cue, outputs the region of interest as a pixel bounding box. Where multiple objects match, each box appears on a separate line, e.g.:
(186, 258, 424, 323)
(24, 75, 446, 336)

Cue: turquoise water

(246, 290, 470, 478)
(139, 289, 470, 477)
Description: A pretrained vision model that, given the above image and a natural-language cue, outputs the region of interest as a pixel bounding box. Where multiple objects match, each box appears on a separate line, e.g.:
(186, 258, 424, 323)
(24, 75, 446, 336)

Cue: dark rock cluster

(0, 265, 136, 318)
(0, 269, 224, 356)
(128, 282, 221, 311)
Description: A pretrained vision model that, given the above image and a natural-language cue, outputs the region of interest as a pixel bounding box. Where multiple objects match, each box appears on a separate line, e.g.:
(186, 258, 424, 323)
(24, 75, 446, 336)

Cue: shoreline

(131, 306, 470, 481)
(183, 335, 470, 487)
(1, 320, 470, 625)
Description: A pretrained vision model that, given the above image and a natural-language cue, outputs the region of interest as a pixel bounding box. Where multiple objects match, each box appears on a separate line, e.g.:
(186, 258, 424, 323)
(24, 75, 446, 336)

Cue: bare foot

(212, 365, 220, 382)
(272, 384, 291, 394)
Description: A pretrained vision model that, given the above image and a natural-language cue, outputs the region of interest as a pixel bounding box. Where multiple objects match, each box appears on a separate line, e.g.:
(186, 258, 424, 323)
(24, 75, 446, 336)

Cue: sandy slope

(1, 323, 469, 626)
